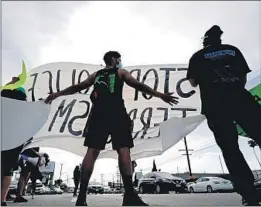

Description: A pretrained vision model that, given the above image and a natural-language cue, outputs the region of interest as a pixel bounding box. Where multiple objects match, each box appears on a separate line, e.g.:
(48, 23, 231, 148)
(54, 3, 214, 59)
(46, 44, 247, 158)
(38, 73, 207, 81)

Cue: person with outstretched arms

(45, 51, 179, 206)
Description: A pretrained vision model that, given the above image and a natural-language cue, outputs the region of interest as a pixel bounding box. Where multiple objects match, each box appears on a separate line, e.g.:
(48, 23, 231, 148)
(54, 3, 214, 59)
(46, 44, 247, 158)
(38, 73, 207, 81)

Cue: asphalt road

(7, 193, 244, 206)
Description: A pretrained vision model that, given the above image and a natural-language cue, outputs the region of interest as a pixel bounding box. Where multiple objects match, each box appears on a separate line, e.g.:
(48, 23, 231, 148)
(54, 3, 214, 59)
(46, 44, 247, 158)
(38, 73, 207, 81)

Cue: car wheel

(155, 184, 161, 194)
(207, 186, 213, 193)
(139, 185, 144, 194)
(189, 187, 194, 193)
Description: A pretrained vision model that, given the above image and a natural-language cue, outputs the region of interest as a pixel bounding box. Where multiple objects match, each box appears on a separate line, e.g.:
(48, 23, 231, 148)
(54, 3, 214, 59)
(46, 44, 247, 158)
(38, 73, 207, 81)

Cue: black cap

(204, 25, 223, 38)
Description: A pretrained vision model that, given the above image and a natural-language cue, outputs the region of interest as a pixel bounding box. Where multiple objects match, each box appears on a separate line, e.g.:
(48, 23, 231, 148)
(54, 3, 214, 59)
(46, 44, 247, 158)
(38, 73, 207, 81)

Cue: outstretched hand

(160, 92, 179, 105)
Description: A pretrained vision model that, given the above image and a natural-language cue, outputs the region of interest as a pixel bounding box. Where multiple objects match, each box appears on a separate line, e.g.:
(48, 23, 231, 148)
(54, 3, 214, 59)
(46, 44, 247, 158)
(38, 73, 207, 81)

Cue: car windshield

(154, 172, 175, 179)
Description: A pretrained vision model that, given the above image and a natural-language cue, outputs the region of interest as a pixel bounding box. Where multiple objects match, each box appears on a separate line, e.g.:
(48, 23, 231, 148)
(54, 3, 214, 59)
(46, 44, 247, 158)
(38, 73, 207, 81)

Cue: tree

(152, 159, 157, 172)
(248, 140, 261, 167)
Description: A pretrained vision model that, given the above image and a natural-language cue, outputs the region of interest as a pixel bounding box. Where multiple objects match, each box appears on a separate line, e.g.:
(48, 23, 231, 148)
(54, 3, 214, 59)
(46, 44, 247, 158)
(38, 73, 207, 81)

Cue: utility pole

(112, 174, 115, 188)
(176, 108, 196, 180)
(219, 155, 225, 174)
(59, 164, 63, 179)
(179, 139, 194, 179)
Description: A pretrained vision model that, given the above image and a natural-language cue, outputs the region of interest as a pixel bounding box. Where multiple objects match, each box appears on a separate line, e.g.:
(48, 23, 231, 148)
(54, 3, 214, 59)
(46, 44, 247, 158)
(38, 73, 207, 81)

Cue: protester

(13, 148, 49, 203)
(186, 25, 261, 206)
(73, 165, 81, 197)
(45, 51, 179, 206)
(1, 77, 27, 206)
(131, 160, 137, 175)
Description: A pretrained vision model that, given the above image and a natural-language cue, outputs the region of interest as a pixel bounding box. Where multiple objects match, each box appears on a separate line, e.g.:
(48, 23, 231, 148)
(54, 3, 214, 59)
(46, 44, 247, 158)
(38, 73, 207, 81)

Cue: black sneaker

(122, 192, 149, 206)
(13, 196, 28, 203)
(242, 198, 261, 206)
(1, 201, 7, 206)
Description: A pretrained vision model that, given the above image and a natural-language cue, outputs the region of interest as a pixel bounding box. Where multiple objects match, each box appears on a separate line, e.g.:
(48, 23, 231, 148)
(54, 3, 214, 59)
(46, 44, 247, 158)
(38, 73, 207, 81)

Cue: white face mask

(116, 62, 123, 69)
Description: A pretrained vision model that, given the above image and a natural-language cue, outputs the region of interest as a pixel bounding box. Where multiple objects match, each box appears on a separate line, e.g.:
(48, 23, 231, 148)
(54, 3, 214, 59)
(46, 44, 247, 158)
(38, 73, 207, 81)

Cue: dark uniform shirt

(90, 67, 126, 114)
(187, 44, 251, 115)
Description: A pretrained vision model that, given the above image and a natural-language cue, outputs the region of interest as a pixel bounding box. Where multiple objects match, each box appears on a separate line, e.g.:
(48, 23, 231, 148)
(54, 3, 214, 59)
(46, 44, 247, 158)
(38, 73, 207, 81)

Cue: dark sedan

(87, 185, 104, 194)
(138, 172, 188, 194)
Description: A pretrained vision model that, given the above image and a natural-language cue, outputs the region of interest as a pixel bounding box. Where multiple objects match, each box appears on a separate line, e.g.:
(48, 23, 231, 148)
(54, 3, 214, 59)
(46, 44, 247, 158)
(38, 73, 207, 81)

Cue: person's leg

(207, 116, 259, 205)
(1, 145, 24, 205)
(117, 148, 134, 194)
(23, 174, 30, 196)
(14, 167, 30, 203)
(31, 178, 36, 199)
(73, 179, 79, 197)
(76, 108, 109, 206)
(76, 148, 100, 206)
(234, 91, 261, 204)
(1, 176, 12, 204)
(112, 112, 147, 206)
(73, 179, 77, 196)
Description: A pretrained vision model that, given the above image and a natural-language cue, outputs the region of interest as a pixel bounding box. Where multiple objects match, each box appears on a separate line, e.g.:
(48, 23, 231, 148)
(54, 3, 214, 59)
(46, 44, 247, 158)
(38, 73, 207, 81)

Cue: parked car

(67, 188, 74, 193)
(49, 187, 63, 195)
(138, 172, 188, 194)
(188, 177, 234, 193)
(87, 184, 104, 194)
(103, 186, 112, 194)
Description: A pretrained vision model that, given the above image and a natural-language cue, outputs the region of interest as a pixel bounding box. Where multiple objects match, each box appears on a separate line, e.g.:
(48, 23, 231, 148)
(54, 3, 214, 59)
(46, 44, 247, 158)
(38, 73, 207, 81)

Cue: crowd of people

(2, 25, 261, 206)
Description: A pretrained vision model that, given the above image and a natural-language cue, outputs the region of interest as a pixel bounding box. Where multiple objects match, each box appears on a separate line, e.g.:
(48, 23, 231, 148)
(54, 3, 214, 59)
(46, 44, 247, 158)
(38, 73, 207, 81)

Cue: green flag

(236, 83, 261, 137)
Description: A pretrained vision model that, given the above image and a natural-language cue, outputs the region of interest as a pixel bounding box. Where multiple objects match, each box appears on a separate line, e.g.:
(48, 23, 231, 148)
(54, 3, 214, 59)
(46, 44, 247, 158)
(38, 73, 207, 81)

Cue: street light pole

(219, 155, 225, 174)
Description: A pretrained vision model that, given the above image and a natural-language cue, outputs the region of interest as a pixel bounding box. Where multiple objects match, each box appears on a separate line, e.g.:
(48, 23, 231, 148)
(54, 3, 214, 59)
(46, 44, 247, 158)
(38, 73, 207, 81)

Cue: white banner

(3, 62, 203, 159)
(1, 97, 51, 151)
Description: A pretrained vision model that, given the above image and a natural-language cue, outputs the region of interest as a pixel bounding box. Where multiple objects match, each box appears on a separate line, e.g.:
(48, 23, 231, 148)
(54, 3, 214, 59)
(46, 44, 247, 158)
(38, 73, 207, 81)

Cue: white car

(103, 186, 112, 194)
(188, 177, 234, 193)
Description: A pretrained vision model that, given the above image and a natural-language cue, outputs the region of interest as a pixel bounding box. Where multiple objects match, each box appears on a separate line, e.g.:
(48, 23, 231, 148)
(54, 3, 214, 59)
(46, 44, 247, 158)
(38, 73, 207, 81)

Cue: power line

(140, 143, 217, 171)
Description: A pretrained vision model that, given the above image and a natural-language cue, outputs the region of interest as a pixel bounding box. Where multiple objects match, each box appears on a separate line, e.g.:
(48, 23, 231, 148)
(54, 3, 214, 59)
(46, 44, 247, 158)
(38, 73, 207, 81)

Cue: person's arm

(45, 73, 96, 104)
(235, 47, 251, 87)
(119, 69, 164, 98)
(57, 73, 96, 96)
(119, 69, 179, 105)
(187, 54, 199, 88)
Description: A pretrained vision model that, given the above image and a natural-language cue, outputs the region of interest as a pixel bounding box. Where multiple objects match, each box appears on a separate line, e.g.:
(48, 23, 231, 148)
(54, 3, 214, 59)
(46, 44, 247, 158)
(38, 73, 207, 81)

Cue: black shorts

(1, 145, 24, 177)
(83, 107, 134, 150)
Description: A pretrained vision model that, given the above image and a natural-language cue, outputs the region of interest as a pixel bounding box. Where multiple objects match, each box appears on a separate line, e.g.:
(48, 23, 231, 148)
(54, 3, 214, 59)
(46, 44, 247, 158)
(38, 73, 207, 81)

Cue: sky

(2, 1, 261, 186)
